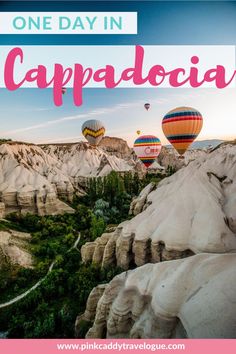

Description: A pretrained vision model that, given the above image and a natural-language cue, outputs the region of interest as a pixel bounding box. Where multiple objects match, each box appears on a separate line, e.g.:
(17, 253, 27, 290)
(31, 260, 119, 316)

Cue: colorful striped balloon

(162, 107, 203, 155)
(82, 119, 105, 146)
(133, 135, 162, 168)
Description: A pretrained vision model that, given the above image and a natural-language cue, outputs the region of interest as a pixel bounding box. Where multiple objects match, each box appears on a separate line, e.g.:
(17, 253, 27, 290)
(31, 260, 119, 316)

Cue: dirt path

(0, 233, 80, 309)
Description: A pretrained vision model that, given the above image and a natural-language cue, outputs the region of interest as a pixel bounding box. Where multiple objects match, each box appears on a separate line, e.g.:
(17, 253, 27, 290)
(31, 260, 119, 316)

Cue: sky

(0, 1, 236, 146)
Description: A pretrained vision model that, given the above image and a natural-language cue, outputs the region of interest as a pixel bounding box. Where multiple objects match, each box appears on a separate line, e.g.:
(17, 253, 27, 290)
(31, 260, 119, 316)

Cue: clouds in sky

(1, 87, 235, 146)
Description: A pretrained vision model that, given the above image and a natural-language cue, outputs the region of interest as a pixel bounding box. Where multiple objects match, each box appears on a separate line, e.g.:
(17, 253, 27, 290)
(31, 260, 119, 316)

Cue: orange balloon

(162, 107, 203, 155)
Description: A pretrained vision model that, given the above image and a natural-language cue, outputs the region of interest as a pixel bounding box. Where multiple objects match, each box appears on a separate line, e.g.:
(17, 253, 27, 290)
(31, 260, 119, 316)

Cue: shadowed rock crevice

(82, 234, 195, 270)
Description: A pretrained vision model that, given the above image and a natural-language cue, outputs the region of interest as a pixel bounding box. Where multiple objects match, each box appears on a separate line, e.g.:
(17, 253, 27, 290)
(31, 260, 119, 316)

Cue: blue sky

(1, 1, 236, 45)
(0, 1, 236, 145)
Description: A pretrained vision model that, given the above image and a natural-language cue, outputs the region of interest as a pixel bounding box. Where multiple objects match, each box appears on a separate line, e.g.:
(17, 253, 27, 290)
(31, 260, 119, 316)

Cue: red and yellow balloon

(162, 107, 203, 155)
(133, 135, 162, 168)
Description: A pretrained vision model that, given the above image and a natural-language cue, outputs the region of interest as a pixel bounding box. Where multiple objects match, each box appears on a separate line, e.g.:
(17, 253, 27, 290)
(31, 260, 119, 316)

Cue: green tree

(90, 214, 106, 240)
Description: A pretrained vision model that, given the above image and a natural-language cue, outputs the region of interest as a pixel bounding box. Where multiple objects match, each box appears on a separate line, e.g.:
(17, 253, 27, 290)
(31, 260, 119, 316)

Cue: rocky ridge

(84, 253, 236, 339)
(81, 143, 236, 269)
(77, 142, 236, 338)
(0, 229, 33, 269)
(41, 140, 137, 188)
(0, 139, 137, 216)
(0, 138, 216, 216)
(0, 143, 74, 216)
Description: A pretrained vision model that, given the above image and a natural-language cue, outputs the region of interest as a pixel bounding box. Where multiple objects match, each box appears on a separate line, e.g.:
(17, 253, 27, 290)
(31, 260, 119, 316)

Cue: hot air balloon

(133, 135, 162, 168)
(82, 119, 105, 146)
(144, 103, 150, 111)
(162, 107, 203, 155)
(136, 130, 141, 135)
(62, 87, 67, 95)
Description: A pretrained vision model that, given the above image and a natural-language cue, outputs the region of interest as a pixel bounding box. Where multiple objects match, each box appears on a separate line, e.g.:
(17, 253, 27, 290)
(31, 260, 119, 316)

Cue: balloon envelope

(162, 107, 203, 155)
(136, 130, 141, 135)
(82, 119, 105, 146)
(133, 135, 162, 168)
(144, 103, 150, 111)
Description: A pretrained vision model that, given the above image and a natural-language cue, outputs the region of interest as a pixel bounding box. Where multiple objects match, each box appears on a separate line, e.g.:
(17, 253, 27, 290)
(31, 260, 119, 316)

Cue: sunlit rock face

(0, 142, 74, 215)
(0, 137, 213, 216)
(0, 139, 137, 216)
(41, 140, 136, 179)
(98, 136, 133, 159)
(157, 146, 208, 171)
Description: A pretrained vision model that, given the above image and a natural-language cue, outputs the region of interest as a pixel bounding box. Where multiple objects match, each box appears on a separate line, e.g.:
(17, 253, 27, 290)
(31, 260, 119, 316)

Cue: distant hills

(166, 139, 224, 150)
(189, 139, 224, 149)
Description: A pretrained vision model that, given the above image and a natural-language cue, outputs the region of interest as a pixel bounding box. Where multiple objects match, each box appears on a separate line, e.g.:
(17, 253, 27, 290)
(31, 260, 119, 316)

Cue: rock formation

(0, 230, 33, 269)
(85, 253, 236, 339)
(98, 136, 132, 159)
(0, 142, 74, 215)
(75, 284, 107, 338)
(129, 182, 157, 216)
(0, 139, 226, 217)
(41, 141, 135, 179)
(79, 141, 236, 339)
(0, 203, 5, 218)
(0, 140, 137, 216)
(157, 146, 207, 170)
(81, 143, 236, 269)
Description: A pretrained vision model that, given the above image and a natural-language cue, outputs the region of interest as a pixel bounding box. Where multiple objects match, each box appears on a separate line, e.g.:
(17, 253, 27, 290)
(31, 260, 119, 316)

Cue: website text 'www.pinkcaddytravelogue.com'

(56, 341, 186, 351)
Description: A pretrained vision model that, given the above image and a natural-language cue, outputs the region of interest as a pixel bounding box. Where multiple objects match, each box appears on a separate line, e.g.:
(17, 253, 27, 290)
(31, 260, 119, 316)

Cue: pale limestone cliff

(81, 144, 236, 269)
(86, 253, 236, 339)
(0, 139, 137, 216)
(0, 203, 5, 218)
(157, 146, 207, 170)
(75, 284, 107, 338)
(0, 230, 33, 268)
(0, 143, 74, 215)
(41, 141, 135, 180)
(99, 136, 132, 159)
(129, 182, 156, 216)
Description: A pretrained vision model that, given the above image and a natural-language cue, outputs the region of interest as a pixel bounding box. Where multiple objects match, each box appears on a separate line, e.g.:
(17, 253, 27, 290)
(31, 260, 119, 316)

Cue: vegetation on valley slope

(0, 170, 169, 338)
